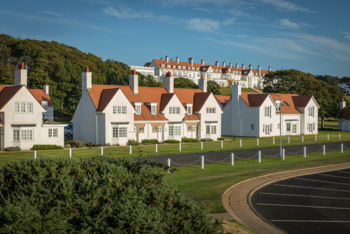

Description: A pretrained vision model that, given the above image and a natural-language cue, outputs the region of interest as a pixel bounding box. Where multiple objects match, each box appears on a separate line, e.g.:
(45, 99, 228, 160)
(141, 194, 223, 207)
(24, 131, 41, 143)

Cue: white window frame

(169, 125, 181, 136)
(292, 124, 297, 133)
(135, 105, 141, 115)
(169, 107, 180, 115)
(187, 105, 192, 115)
(14, 129, 34, 141)
(48, 128, 58, 138)
(151, 104, 157, 115)
(15, 102, 33, 113)
(286, 123, 291, 132)
(112, 126, 127, 138)
(309, 106, 314, 117)
(264, 106, 271, 117)
(206, 107, 216, 114)
(205, 124, 217, 135)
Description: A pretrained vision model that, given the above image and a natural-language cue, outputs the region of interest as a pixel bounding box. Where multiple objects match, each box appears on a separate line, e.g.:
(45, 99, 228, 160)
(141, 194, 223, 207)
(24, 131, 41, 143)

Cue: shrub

(0, 157, 222, 233)
(201, 138, 213, 142)
(164, 139, 180, 143)
(64, 144, 71, 148)
(86, 143, 105, 148)
(127, 139, 140, 146)
(4, 146, 21, 151)
(141, 139, 159, 144)
(31, 145, 63, 150)
(65, 140, 85, 148)
(182, 137, 199, 142)
(217, 137, 225, 141)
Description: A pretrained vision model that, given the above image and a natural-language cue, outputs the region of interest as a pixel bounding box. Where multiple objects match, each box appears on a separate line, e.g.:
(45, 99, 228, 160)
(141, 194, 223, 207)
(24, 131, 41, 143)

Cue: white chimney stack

(165, 56, 169, 63)
(242, 63, 245, 69)
(82, 65, 92, 91)
(340, 98, 346, 110)
(201, 59, 204, 65)
(249, 64, 252, 70)
(215, 61, 219, 66)
(222, 61, 225, 67)
(129, 70, 139, 94)
(258, 65, 261, 74)
(176, 57, 179, 64)
(15, 63, 27, 86)
(268, 66, 272, 72)
(229, 62, 232, 68)
(198, 75, 207, 92)
(43, 83, 49, 95)
(188, 57, 193, 66)
(232, 82, 241, 102)
(163, 72, 174, 93)
(236, 63, 239, 69)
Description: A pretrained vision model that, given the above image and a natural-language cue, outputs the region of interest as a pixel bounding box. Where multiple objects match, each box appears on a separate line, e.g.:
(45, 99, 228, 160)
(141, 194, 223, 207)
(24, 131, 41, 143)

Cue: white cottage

(338, 99, 350, 131)
(72, 67, 222, 145)
(217, 83, 319, 137)
(0, 64, 66, 150)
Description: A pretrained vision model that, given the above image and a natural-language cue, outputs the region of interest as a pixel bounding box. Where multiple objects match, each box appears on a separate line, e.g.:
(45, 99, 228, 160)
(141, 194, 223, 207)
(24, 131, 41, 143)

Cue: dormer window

(186, 104, 193, 115)
(135, 103, 142, 115)
(42, 101, 48, 110)
(169, 107, 180, 114)
(151, 103, 157, 115)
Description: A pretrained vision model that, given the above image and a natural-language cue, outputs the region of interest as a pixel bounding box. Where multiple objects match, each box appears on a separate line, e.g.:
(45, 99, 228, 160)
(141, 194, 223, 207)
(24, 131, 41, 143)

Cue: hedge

(164, 139, 180, 143)
(31, 145, 63, 150)
(182, 138, 199, 142)
(141, 139, 159, 144)
(4, 146, 21, 151)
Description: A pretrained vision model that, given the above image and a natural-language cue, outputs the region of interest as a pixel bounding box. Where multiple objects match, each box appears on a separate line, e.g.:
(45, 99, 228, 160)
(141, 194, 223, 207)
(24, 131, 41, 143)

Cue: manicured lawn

(219, 87, 259, 95)
(163, 149, 350, 213)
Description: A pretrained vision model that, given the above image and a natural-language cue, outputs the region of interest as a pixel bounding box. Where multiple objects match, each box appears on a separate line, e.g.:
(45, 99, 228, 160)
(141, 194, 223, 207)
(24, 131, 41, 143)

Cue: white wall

(163, 95, 186, 141)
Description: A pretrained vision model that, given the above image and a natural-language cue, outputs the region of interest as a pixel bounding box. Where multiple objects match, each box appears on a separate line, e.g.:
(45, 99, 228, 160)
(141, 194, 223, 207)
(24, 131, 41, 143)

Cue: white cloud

(40, 11, 62, 17)
(186, 18, 220, 32)
(278, 18, 299, 29)
(257, 0, 315, 13)
(340, 32, 350, 41)
(103, 6, 151, 19)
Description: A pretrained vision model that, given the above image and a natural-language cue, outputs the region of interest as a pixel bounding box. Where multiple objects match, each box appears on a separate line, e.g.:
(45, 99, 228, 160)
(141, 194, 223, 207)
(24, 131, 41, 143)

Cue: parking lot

(251, 169, 350, 233)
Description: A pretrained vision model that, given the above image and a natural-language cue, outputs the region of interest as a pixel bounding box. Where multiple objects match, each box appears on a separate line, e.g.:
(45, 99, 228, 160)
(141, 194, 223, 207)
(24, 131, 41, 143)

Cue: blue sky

(1, 0, 350, 77)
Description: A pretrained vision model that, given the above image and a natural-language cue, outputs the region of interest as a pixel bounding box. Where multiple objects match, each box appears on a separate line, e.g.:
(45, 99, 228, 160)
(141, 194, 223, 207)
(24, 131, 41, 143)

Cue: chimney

(82, 65, 92, 91)
(201, 59, 204, 65)
(258, 65, 261, 74)
(163, 72, 174, 93)
(15, 63, 27, 86)
(188, 57, 193, 66)
(43, 83, 49, 95)
(249, 64, 252, 70)
(215, 61, 219, 66)
(222, 61, 225, 67)
(242, 63, 245, 69)
(236, 63, 239, 69)
(198, 75, 207, 92)
(129, 70, 138, 94)
(165, 56, 169, 63)
(229, 62, 232, 68)
(340, 98, 346, 110)
(268, 66, 272, 72)
(232, 82, 241, 102)
(176, 57, 179, 64)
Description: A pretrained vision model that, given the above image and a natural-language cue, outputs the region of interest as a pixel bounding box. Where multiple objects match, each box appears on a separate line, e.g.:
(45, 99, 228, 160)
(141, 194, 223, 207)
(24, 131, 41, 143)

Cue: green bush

(182, 138, 199, 142)
(201, 138, 213, 142)
(141, 139, 159, 144)
(127, 139, 140, 146)
(86, 143, 105, 147)
(0, 157, 222, 233)
(31, 145, 63, 150)
(4, 146, 21, 151)
(164, 139, 180, 143)
(65, 140, 85, 148)
(217, 137, 225, 141)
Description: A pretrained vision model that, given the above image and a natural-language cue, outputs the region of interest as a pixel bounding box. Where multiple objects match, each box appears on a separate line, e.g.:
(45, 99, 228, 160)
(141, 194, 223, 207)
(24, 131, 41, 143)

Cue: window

(169, 107, 180, 114)
(206, 107, 216, 114)
(21, 130, 33, 141)
(192, 126, 196, 131)
(206, 125, 216, 135)
(151, 105, 157, 115)
(307, 123, 315, 133)
(251, 124, 254, 130)
(292, 124, 297, 133)
(187, 106, 192, 115)
(113, 106, 126, 114)
(265, 106, 271, 117)
(152, 127, 157, 132)
(15, 102, 33, 113)
(211, 125, 217, 134)
(48, 128, 58, 138)
(286, 123, 291, 132)
(169, 126, 181, 136)
(187, 126, 191, 131)
(113, 127, 127, 138)
(42, 101, 48, 110)
(309, 107, 314, 117)
(13, 130, 20, 141)
(135, 105, 141, 115)
(139, 127, 144, 133)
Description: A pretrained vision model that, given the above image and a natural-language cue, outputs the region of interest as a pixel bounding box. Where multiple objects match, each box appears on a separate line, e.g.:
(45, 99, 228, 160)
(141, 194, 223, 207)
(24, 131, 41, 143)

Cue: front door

(158, 126, 163, 142)
(134, 127, 138, 142)
(286, 122, 291, 135)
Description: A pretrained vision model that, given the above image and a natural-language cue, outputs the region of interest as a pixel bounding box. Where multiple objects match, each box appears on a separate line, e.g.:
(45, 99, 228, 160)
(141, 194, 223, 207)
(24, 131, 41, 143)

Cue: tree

(263, 69, 344, 128)
(174, 77, 198, 89)
(207, 80, 221, 95)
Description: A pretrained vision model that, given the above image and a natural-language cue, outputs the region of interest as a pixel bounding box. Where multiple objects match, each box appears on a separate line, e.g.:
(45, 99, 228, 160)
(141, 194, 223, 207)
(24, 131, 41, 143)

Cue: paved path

(145, 141, 350, 167)
(222, 163, 350, 234)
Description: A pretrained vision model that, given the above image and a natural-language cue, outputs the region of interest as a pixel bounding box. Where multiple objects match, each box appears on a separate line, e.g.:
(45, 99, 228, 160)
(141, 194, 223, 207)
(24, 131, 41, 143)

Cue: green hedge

(127, 139, 140, 146)
(142, 139, 159, 144)
(201, 138, 213, 142)
(4, 146, 21, 151)
(164, 139, 180, 143)
(0, 157, 222, 233)
(182, 138, 199, 142)
(31, 145, 63, 150)
(64, 140, 85, 148)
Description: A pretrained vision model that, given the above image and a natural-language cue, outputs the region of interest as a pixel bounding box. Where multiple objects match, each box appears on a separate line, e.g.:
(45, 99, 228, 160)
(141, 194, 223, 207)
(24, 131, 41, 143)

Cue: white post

(258, 151, 261, 163)
(282, 149, 285, 160)
(323, 145, 326, 156)
(257, 138, 259, 146)
(302, 135, 304, 143)
(231, 153, 234, 166)
(155, 144, 158, 153)
(341, 144, 344, 153)
(34, 150, 37, 159)
(69, 148, 72, 158)
(167, 158, 171, 173)
(288, 136, 290, 144)
(303, 146, 306, 158)
(240, 139, 242, 147)
(129, 145, 132, 154)
(221, 140, 223, 149)
(273, 137, 275, 145)
(100, 146, 103, 156)
(327, 134, 329, 141)
(339, 133, 341, 140)
(201, 155, 204, 169)
(201, 141, 203, 150)
(179, 142, 181, 151)
(315, 135, 317, 141)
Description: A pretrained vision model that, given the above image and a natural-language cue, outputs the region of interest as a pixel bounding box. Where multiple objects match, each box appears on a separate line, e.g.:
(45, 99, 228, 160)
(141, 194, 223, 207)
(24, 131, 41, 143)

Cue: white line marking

(259, 192, 350, 201)
(295, 177, 350, 186)
(271, 220, 350, 223)
(256, 203, 350, 210)
(274, 184, 350, 193)
(318, 173, 350, 179)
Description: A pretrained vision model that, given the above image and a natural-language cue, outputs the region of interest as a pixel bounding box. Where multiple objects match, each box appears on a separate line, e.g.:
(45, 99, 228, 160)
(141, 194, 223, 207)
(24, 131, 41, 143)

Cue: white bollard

(221, 140, 223, 149)
(101, 146, 103, 156)
(302, 135, 304, 143)
(201, 141, 203, 150)
(231, 153, 234, 166)
(327, 134, 329, 141)
(257, 138, 259, 146)
(282, 149, 285, 160)
(339, 133, 341, 140)
(129, 145, 132, 154)
(315, 135, 317, 141)
(69, 148, 72, 158)
(323, 145, 326, 156)
(167, 158, 171, 173)
(239, 139, 242, 147)
(288, 136, 290, 144)
(273, 137, 275, 145)
(155, 144, 158, 153)
(201, 155, 204, 169)
(303, 146, 306, 158)
(258, 151, 261, 163)
(34, 150, 37, 159)
(179, 142, 181, 151)
(341, 144, 343, 153)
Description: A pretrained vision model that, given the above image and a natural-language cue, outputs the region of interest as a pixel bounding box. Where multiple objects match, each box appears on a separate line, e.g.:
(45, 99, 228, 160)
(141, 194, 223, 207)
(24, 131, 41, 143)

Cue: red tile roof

(193, 93, 211, 112)
(159, 93, 175, 112)
(97, 88, 119, 111)
(215, 95, 231, 107)
(241, 93, 269, 107)
(292, 95, 313, 107)
(29, 89, 54, 106)
(270, 94, 302, 114)
(0, 85, 22, 109)
(339, 107, 350, 120)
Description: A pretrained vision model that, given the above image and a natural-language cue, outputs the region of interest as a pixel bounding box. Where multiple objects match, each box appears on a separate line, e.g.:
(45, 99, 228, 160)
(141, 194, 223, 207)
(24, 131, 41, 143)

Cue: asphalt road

(145, 141, 350, 167)
(251, 168, 350, 233)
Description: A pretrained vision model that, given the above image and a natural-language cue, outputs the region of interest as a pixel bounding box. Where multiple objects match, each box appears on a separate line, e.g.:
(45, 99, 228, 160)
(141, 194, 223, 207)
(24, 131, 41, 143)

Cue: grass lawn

(163, 149, 350, 213)
(219, 87, 259, 95)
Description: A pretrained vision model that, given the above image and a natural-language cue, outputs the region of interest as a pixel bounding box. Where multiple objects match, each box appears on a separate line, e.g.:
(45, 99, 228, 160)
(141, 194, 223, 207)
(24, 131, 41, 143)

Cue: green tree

(207, 80, 221, 94)
(174, 77, 198, 89)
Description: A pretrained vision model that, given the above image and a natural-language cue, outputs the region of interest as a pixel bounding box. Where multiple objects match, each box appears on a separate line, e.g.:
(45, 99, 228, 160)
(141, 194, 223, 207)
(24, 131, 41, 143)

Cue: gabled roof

(270, 94, 302, 114)
(0, 85, 22, 109)
(339, 107, 350, 120)
(159, 93, 175, 112)
(29, 89, 54, 106)
(215, 95, 231, 107)
(193, 92, 211, 112)
(292, 95, 313, 108)
(174, 88, 202, 104)
(97, 88, 119, 111)
(241, 93, 269, 107)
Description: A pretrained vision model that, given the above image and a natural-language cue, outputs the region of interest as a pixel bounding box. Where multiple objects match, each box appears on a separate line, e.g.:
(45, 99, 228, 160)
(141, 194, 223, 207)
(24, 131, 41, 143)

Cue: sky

(1, 0, 350, 77)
